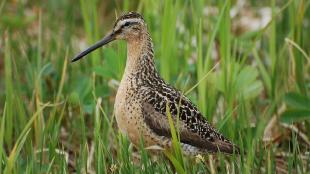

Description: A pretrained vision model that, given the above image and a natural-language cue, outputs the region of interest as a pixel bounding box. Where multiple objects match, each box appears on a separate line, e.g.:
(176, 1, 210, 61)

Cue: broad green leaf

(236, 66, 263, 99)
(93, 66, 116, 79)
(284, 92, 310, 110)
(280, 109, 310, 123)
(216, 64, 263, 100)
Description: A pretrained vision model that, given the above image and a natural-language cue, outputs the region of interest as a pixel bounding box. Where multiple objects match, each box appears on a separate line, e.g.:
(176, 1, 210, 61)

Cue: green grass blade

(163, 150, 186, 174)
(165, 102, 185, 171)
(0, 103, 6, 174)
(3, 103, 49, 173)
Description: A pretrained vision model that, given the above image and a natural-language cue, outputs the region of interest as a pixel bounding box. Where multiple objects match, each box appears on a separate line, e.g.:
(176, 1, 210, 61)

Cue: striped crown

(115, 12, 144, 24)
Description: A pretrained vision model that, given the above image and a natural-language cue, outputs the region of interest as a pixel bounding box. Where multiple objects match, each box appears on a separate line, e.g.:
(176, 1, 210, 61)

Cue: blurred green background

(0, 0, 309, 173)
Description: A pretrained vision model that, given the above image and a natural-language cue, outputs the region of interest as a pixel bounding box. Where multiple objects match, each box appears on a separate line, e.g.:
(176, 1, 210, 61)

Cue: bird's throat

(125, 32, 156, 76)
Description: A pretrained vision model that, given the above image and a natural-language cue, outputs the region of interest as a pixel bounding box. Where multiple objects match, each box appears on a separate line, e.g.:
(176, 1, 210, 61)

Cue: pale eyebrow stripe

(114, 18, 142, 31)
(119, 18, 142, 26)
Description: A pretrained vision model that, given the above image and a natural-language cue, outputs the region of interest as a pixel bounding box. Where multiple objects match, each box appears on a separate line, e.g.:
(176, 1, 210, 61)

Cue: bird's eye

(124, 22, 130, 27)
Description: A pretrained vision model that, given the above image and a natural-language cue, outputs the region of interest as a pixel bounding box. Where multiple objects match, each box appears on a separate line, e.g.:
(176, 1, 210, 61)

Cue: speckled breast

(114, 75, 144, 146)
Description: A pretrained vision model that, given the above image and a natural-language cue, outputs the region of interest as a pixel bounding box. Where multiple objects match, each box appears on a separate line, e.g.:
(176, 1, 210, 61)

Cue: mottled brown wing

(142, 102, 240, 154)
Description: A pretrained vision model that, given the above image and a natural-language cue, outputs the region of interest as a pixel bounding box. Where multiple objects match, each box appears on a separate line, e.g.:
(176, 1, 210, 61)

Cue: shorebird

(72, 12, 240, 155)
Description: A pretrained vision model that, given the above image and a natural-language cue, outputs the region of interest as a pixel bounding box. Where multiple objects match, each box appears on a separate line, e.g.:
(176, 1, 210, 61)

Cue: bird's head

(113, 12, 146, 40)
(72, 12, 145, 62)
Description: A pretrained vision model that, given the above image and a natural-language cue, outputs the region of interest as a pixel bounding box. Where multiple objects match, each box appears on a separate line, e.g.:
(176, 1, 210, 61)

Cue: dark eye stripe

(122, 21, 139, 28)
(124, 22, 130, 27)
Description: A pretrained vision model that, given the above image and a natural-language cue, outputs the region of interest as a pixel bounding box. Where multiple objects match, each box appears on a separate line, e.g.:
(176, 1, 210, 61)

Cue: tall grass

(0, 0, 309, 173)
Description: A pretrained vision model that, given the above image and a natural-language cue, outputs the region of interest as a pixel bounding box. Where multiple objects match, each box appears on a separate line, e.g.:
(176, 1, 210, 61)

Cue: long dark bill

(71, 32, 115, 62)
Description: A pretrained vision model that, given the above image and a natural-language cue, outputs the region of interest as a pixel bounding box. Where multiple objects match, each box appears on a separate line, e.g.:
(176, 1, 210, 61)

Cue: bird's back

(141, 77, 240, 154)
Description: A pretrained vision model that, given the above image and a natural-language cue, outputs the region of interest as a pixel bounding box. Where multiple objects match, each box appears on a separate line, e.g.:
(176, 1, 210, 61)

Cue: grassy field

(1, 0, 310, 173)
